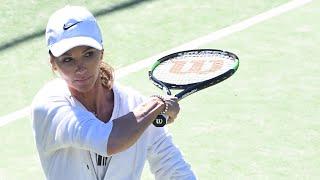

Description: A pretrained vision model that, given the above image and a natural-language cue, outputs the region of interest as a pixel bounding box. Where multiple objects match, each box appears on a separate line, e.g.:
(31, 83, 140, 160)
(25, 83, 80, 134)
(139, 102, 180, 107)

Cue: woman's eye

(84, 51, 94, 57)
(62, 57, 73, 63)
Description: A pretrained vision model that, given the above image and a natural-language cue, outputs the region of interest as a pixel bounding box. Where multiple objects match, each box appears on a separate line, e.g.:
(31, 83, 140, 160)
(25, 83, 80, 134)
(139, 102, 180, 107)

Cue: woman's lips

(74, 76, 92, 84)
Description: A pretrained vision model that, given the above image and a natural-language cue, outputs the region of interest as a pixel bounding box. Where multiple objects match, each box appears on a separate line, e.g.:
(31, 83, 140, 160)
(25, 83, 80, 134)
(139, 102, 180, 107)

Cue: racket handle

(153, 114, 168, 127)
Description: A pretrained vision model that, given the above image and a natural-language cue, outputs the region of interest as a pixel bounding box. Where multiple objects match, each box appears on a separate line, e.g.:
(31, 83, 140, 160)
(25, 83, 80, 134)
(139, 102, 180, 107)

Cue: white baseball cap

(46, 6, 103, 57)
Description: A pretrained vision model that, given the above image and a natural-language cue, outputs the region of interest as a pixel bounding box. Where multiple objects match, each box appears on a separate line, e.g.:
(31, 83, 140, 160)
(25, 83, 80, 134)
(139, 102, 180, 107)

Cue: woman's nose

(75, 61, 87, 74)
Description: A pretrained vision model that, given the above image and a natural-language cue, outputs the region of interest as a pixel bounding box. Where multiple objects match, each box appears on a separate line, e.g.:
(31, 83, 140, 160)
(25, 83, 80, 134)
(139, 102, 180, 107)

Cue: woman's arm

(147, 127, 197, 180)
(32, 84, 179, 157)
(107, 96, 178, 155)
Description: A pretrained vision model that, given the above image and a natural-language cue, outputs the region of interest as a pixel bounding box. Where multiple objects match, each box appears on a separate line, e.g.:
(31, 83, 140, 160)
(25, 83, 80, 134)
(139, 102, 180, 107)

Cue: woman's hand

(163, 96, 180, 124)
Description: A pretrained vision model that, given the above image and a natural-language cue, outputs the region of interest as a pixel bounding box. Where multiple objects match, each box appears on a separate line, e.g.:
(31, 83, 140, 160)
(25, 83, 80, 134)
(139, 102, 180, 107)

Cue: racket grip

(153, 114, 168, 127)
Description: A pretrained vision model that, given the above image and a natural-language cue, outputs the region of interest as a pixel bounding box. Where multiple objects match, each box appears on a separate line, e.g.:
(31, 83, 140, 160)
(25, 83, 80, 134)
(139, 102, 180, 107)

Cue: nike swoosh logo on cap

(63, 21, 81, 30)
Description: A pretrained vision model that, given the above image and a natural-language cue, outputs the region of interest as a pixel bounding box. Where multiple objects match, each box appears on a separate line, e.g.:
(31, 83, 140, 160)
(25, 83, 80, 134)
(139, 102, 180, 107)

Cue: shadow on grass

(0, 0, 155, 52)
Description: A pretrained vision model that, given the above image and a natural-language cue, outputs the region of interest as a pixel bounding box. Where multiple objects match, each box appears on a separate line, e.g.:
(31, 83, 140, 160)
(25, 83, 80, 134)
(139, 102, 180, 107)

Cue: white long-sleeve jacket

(31, 79, 196, 180)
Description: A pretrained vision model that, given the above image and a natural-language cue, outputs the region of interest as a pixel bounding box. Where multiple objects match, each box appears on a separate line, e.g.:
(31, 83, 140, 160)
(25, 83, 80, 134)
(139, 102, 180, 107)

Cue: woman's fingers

(164, 96, 180, 124)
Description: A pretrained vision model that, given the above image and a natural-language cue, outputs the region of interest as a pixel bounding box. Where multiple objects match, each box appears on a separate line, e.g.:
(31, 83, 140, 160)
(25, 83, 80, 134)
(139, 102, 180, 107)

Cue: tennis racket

(149, 49, 239, 127)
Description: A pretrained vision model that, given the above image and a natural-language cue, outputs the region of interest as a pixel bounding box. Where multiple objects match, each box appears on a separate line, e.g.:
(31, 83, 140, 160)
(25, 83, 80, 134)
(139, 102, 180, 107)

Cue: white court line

(0, 0, 312, 127)
(0, 107, 31, 127)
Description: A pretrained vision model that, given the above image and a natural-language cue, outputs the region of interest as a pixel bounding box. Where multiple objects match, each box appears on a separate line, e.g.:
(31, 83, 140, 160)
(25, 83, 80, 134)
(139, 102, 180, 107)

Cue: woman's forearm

(107, 98, 164, 155)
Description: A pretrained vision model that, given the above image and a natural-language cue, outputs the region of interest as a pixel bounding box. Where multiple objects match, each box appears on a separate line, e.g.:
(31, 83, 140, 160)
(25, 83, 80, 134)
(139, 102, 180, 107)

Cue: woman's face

(50, 46, 103, 93)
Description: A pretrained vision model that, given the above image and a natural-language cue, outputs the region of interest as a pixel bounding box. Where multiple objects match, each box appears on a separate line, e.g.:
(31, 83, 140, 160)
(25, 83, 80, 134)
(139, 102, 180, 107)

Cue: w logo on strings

(169, 59, 224, 74)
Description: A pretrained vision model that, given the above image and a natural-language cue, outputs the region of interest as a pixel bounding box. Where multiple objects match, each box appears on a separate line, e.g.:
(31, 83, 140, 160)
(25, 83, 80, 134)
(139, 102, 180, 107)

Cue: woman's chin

(72, 80, 96, 93)
(74, 85, 94, 93)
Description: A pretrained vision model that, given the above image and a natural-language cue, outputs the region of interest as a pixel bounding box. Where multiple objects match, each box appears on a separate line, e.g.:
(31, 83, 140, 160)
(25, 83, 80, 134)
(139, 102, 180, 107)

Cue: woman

(31, 5, 196, 180)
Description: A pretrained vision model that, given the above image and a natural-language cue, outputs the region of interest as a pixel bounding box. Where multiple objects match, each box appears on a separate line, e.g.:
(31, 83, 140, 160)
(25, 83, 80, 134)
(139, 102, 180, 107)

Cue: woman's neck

(69, 78, 114, 121)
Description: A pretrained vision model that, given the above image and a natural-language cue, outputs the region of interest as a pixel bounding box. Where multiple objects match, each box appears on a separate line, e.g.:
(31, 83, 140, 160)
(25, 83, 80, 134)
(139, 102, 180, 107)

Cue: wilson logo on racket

(169, 59, 224, 74)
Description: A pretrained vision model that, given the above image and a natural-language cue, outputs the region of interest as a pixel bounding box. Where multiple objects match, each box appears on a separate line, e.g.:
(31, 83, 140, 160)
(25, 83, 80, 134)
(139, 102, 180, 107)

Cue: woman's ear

(100, 49, 104, 61)
(49, 56, 57, 71)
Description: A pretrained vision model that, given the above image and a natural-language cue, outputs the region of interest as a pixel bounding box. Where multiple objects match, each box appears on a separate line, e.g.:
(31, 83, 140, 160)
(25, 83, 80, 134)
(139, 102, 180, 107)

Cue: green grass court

(0, 0, 319, 179)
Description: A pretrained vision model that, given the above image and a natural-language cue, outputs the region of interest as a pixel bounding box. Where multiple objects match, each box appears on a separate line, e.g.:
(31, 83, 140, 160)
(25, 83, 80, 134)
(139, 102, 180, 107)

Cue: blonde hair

(99, 61, 114, 90)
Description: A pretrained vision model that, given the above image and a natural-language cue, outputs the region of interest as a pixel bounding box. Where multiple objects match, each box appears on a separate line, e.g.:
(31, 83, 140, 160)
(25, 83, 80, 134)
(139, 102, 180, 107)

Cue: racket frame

(149, 49, 239, 100)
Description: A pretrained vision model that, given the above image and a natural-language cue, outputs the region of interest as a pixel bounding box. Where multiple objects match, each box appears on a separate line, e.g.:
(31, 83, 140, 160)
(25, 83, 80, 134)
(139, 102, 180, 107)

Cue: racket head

(149, 49, 239, 97)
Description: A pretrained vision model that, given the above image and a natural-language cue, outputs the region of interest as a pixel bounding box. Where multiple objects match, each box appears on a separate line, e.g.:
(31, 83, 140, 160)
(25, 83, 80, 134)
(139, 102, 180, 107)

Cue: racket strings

(153, 53, 235, 85)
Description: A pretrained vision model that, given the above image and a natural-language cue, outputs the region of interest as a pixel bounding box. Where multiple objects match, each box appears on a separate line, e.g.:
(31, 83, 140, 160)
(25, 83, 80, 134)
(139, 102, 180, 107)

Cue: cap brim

(49, 36, 103, 57)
